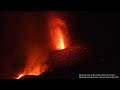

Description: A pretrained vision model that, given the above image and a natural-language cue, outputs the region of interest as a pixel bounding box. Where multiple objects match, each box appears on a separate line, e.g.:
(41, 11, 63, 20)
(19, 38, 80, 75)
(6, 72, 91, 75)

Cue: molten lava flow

(16, 73, 25, 79)
(48, 15, 70, 50)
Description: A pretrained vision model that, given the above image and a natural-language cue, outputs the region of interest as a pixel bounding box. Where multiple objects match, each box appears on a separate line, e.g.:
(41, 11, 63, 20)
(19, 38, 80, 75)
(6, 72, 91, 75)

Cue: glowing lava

(16, 73, 25, 79)
(16, 12, 70, 79)
(55, 27, 65, 50)
(16, 45, 48, 79)
(48, 15, 70, 50)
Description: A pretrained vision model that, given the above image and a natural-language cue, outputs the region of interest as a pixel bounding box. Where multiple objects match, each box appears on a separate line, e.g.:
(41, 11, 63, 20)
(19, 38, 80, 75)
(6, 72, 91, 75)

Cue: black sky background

(0, 11, 119, 79)
(68, 12, 118, 74)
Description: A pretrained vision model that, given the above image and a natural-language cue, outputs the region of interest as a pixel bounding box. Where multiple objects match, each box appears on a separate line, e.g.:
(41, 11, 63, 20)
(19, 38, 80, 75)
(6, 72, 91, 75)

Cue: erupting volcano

(16, 12, 86, 79)
(55, 28, 65, 50)
(16, 45, 48, 79)
(25, 45, 47, 74)
(48, 15, 70, 50)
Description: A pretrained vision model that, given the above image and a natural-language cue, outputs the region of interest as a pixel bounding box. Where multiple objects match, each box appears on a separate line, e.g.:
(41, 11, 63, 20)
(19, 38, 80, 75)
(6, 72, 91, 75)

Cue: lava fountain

(47, 12, 90, 68)
(16, 12, 82, 79)
(48, 14, 70, 50)
(55, 28, 65, 50)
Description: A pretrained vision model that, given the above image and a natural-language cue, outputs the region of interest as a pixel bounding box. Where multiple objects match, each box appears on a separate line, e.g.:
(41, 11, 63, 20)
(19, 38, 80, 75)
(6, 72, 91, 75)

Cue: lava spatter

(48, 14, 70, 50)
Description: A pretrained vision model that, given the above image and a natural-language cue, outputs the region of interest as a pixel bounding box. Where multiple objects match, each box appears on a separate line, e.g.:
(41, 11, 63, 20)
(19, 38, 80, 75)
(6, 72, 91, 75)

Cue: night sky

(0, 11, 119, 79)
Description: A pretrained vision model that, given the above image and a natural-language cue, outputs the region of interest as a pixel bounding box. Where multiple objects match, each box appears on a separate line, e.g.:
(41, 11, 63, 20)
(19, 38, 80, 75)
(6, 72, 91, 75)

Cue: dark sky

(0, 11, 119, 79)
(68, 12, 119, 75)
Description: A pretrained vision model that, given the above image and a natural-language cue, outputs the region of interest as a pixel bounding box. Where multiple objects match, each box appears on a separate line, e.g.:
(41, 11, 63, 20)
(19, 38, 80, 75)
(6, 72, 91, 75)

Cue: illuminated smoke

(48, 14, 70, 50)
(16, 12, 49, 79)
(16, 12, 71, 79)
(16, 12, 85, 79)
(16, 44, 48, 79)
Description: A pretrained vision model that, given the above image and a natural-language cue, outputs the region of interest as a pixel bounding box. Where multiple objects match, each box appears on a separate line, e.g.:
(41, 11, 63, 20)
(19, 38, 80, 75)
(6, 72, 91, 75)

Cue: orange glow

(55, 27, 65, 50)
(16, 45, 48, 79)
(16, 13, 70, 79)
(49, 16, 70, 50)
(16, 73, 25, 79)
